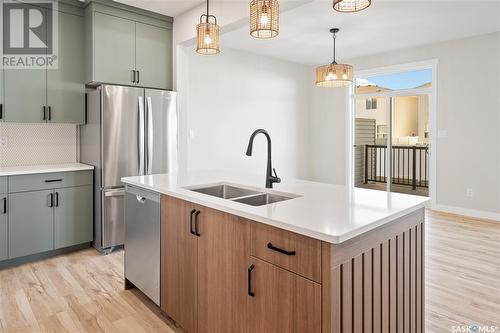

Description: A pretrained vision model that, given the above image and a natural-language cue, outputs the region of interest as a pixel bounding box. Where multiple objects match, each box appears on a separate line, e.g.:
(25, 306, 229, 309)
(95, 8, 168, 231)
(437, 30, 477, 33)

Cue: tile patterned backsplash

(0, 123, 78, 167)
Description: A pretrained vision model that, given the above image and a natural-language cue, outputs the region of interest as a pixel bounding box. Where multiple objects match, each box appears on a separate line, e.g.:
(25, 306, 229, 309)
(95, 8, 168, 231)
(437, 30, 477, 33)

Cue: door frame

(346, 59, 438, 208)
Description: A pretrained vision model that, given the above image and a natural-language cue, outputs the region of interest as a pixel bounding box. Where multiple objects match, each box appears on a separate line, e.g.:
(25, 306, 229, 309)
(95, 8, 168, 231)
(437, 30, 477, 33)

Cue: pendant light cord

(206, 0, 210, 23)
(332, 31, 337, 64)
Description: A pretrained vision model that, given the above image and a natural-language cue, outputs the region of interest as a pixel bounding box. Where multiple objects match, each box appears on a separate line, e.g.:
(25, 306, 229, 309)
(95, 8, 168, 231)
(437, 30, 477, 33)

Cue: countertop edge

(122, 177, 429, 244)
(0, 163, 95, 177)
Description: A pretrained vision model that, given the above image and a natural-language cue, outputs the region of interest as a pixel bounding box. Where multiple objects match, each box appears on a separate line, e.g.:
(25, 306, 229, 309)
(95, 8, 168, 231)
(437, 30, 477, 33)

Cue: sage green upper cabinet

(136, 22, 172, 90)
(3, 2, 85, 124)
(3, 2, 48, 123)
(85, 1, 173, 89)
(47, 11, 85, 124)
(93, 12, 136, 86)
(9, 190, 54, 259)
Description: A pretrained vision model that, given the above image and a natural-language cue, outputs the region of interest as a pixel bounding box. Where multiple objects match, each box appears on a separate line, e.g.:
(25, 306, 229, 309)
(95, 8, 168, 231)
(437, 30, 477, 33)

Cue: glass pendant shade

(196, 20, 220, 55)
(250, 0, 279, 39)
(333, 0, 371, 13)
(315, 63, 353, 87)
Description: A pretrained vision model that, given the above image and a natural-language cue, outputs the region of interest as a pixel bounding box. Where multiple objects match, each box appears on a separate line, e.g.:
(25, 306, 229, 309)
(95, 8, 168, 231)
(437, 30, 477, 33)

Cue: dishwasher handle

(136, 195, 146, 203)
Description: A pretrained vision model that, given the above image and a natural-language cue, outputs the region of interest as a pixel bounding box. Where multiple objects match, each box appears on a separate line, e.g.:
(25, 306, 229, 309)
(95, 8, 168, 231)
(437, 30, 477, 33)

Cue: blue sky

(359, 69, 432, 90)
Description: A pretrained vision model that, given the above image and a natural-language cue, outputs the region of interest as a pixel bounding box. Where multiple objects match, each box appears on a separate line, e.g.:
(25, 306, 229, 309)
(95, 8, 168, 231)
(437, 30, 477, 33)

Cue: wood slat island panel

(323, 208, 425, 333)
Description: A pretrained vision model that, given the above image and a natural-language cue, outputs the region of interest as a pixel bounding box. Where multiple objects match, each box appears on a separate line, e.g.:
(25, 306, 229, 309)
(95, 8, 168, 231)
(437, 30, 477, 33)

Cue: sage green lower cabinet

(55, 186, 93, 249)
(0, 196, 7, 261)
(9, 190, 54, 258)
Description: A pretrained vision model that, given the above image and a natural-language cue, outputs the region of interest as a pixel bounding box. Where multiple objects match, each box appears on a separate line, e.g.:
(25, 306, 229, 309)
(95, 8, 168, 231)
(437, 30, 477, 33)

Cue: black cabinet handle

(55, 192, 59, 207)
(43, 106, 46, 120)
(137, 70, 140, 84)
(194, 210, 201, 237)
(189, 209, 197, 234)
(248, 264, 255, 297)
(48, 193, 54, 207)
(267, 242, 296, 256)
(2, 197, 6, 214)
(48, 106, 52, 121)
(132, 70, 136, 83)
(0, 104, 3, 119)
(44, 179, 62, 183)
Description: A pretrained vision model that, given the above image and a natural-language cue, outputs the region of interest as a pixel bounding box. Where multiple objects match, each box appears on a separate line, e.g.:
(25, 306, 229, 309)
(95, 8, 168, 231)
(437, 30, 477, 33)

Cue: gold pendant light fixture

(315, 28, 353, 88)
(333, 0, 371, 13)
(196, 0, 220, 55)
(250, 0, 279, 39)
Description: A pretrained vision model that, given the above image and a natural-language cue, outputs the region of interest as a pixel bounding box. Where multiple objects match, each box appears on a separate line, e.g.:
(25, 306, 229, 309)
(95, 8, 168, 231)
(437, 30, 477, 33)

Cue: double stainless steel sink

(186, 183, 298, 206)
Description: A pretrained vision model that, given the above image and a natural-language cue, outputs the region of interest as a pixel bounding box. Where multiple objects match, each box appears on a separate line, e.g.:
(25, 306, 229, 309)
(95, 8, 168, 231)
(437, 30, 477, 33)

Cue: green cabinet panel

(47, 11, 85, 124)
(93, 12, 136, 85)
(0, 177, 7, 193)
(54, 186, 93, 249)
(136, 22, 172, 90)
(9, 170, 93, 193)
(0, 195, 7, 260)
(9, 190, 54, 259)
(3, 2, 47, 123)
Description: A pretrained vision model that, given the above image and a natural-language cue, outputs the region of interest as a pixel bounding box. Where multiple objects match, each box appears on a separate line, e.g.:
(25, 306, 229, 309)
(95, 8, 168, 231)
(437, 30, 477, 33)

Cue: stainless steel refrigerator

(80, 85, 177, 252)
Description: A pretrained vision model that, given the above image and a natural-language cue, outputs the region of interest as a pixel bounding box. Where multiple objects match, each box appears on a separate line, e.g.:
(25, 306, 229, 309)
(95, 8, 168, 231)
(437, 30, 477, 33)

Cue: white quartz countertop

(122, 171, 430, 244)
(0, 163, 94, 177)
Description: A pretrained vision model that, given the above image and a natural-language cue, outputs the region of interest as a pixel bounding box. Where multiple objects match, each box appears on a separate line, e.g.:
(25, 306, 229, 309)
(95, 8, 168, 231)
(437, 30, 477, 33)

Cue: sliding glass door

(353, 68, 432, 197)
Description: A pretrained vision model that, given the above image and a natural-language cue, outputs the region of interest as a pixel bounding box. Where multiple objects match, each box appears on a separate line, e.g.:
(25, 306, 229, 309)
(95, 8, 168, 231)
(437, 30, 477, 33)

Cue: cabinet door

(93, 12, 135, 85)
(197, 208, 249, 333)
(3, 4, 47, 123)
(249, 258, 322, 333)
(47, 11, 85, 123)
(0, 195, 7, 261)
(136, 22, 172, 89)
(161, 196, 197, 333)
(9, 190, 54, 258)
(54, 186, 92, 249)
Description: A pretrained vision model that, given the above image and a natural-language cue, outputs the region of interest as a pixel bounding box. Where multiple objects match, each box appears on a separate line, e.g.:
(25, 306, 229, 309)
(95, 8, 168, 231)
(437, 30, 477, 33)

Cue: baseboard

(433, 204, 500, 222)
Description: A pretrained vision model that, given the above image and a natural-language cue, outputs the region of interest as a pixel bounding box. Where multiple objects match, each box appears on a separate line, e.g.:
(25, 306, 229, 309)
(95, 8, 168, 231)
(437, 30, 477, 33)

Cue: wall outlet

(466, 188, 474, 198)
(0, 136, 8, 148)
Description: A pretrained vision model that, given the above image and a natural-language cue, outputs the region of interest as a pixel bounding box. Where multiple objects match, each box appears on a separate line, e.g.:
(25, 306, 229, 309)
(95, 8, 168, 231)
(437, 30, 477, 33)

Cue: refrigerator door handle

(146, 96, 154, 175)
(138, 96, 145, 176)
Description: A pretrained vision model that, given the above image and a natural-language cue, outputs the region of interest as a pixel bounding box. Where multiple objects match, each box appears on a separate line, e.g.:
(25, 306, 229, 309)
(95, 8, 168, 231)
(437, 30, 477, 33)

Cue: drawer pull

(44, 179, 63, 183)
(2, 197, 6, 214)
(267, 242, 296, 256)
(248, 264, 255, 297)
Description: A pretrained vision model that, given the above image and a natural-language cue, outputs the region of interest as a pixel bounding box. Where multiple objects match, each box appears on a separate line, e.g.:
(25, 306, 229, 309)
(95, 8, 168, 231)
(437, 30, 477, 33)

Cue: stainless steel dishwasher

(124, 185, 160, 305)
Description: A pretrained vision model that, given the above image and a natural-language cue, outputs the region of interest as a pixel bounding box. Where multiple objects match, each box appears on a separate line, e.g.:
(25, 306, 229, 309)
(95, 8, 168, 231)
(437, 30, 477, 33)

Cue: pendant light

(250, 0, 279, 39)
(315, 28, 353, 88)
(196, 0, 220, 55)
(333, 0, 371, 13)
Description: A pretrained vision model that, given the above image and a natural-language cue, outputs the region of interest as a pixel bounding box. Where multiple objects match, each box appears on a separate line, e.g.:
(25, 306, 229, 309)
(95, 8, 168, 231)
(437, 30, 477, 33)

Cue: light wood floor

(0, 209, 498, 333)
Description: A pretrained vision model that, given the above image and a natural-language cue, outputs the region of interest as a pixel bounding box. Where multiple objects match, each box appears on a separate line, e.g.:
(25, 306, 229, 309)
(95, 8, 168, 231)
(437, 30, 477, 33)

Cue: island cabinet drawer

(9, 171, 93, 193)
(250, 222, 322, 283)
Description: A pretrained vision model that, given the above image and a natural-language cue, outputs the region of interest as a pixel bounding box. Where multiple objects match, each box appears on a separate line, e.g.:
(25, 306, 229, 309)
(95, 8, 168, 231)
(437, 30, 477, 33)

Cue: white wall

(310, 32, 500, 216)
(179, 47, 311, 180)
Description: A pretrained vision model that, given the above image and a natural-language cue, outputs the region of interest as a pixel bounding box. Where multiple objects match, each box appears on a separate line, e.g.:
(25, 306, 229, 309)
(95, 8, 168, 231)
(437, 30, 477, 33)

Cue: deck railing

(364, 145, 429, 190)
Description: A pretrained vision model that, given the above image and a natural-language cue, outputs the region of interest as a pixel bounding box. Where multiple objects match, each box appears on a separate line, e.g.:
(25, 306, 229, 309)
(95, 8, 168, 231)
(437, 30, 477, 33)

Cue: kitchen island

(122, 171, 429, 333)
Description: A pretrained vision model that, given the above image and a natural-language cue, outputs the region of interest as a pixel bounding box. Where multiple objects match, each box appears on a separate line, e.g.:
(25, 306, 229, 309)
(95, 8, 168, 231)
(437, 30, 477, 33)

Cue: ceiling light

(315, 28, 353, 88)
(250, 0, 279, 39)
(333, 0, 371, 13)
(196, 0, 220, 55)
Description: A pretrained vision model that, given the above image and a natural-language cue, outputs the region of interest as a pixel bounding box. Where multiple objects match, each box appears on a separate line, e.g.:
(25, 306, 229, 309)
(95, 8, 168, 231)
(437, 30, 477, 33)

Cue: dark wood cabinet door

(249, 257, 322, 333)
(197, 208, 250, 333)
(160, 195, 197, 333)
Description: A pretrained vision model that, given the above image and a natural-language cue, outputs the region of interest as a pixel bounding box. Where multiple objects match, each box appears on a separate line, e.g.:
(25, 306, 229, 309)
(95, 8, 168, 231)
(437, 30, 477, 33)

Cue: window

(366, 98, 377, 110)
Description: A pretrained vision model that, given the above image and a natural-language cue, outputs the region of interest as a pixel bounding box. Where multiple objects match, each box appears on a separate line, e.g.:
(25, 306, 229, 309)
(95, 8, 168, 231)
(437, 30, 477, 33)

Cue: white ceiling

(113, 0, 204, 17)
(220, 0, 500, 66)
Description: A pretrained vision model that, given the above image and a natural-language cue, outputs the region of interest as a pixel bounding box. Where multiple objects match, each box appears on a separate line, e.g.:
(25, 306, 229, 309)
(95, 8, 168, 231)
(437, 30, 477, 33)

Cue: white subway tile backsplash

(0, 123, 78, 167)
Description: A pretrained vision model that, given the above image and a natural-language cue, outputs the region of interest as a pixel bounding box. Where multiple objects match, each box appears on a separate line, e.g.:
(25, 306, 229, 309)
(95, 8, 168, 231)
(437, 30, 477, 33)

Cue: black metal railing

(364, 145, 429, 190)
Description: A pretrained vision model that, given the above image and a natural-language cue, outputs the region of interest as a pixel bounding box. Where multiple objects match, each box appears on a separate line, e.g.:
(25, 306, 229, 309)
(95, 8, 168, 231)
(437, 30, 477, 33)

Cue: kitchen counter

(121, 171, 429, 244)
(0, 163, 94, 177)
